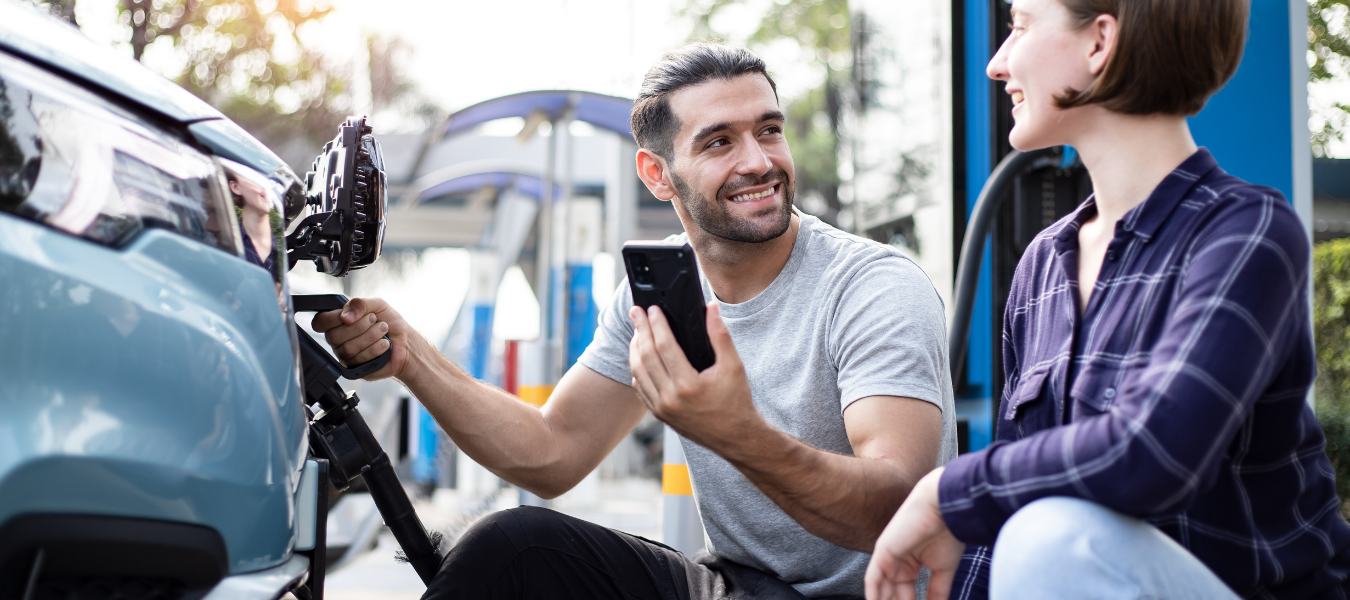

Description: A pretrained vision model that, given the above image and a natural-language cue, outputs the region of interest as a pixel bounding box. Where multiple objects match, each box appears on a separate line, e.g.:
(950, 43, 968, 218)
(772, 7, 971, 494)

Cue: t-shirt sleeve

(576, 277, 637, 386)
(830, 256, 949, 412)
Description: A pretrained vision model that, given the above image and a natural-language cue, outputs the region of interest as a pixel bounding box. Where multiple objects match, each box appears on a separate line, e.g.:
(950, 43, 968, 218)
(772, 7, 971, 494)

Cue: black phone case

(622, 242, 716, 371)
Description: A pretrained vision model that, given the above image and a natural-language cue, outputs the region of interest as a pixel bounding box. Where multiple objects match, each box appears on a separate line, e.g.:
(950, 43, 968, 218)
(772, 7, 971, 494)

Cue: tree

(1310, 0, 1350, 156)
(680, 0, 851, 227)
(104, 0, 352, 169)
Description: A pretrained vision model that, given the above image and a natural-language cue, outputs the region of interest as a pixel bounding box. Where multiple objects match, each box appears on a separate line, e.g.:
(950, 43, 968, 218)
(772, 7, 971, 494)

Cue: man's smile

(727, 183, 780, 204)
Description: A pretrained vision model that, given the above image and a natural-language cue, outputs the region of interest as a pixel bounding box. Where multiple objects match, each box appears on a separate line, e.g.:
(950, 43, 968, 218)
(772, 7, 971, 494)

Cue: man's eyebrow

(689, 111, 788, 148)
(690, 121, 734, 147)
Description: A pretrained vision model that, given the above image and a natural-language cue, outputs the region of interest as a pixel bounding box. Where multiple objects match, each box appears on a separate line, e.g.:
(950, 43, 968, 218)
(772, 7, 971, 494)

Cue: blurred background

(21, 0, 1350, 597)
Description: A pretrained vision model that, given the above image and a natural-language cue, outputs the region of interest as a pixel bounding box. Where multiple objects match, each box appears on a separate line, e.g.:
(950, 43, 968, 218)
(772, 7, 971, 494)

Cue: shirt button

(1107, 250, 1117, 261)
(1104, 388, 1116, 399)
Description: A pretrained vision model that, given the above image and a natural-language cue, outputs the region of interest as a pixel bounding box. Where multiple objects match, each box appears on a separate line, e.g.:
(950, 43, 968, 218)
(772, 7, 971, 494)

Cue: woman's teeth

(1011, 91, 1025, 106)
(731, 186, 775, 203)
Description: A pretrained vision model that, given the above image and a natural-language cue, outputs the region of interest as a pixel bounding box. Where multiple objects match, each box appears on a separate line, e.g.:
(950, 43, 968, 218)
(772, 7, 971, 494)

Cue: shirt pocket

(1070, 363, 1123, 417)
(1004, 369, 1055, 435)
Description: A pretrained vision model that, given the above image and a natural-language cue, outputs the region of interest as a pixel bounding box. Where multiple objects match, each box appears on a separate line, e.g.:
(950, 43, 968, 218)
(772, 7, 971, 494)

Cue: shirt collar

(1052, 147, 1218, 251)
(1118, 148, 1218, 242)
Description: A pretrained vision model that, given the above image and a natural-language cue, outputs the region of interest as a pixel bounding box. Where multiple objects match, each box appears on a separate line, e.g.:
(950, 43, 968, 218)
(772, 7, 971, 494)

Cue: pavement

(323, 475, 664, 599)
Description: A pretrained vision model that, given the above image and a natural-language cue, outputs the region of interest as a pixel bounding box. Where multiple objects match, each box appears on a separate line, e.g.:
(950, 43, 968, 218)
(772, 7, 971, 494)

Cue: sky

(73, 0, 821, 122)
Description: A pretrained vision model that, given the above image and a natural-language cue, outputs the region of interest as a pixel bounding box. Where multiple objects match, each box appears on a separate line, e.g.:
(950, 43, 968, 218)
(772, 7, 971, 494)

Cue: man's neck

(686, 212, 801, 305)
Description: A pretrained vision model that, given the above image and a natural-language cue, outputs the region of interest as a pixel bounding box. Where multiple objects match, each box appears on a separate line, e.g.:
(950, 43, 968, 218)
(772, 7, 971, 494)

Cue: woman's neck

(1073, 111, 1198, 224)
(241, 209, 272, 257)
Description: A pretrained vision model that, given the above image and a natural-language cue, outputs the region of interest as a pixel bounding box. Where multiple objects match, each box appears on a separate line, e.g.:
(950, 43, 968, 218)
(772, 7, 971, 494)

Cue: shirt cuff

(938, 445, 1009, 546)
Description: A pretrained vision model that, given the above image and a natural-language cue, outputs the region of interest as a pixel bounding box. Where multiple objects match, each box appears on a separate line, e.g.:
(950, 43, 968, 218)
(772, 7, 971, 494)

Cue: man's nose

(732, 134, 772, 175)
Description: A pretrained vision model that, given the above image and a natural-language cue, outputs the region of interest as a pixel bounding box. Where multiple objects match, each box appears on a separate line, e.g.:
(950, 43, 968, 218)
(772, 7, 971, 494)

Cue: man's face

(665, 74, 794, 244)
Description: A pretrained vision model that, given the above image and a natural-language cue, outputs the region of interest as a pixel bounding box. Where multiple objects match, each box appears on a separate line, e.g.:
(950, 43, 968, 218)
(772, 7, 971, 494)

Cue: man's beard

(670, 168, 794, 244)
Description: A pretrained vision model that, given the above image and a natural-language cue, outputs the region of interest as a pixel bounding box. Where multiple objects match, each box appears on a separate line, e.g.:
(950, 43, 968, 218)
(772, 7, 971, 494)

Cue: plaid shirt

(941, 149, 1350, 599)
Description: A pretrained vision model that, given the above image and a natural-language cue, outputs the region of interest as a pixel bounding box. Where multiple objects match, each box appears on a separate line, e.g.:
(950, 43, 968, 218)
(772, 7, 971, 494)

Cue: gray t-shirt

(578, 214, 957, 599)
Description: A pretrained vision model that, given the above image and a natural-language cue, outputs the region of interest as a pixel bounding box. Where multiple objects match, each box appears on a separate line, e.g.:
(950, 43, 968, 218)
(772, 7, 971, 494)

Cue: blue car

(0, 4, 425, 599)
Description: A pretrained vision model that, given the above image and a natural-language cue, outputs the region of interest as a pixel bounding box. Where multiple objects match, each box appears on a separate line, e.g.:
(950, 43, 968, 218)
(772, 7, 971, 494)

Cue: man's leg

(423, 506, 708, 600)
(989, 497, 1239, 600)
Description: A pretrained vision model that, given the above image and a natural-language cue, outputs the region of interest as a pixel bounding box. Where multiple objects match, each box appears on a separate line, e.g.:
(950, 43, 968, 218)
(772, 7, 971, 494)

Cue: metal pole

(662, 424, 705, 555)
(535, 121, 556, 381)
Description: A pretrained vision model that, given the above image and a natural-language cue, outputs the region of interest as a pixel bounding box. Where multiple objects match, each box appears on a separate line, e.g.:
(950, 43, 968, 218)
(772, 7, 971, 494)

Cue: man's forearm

(717, 424, 919, 552)
(396, 333, 574, 496)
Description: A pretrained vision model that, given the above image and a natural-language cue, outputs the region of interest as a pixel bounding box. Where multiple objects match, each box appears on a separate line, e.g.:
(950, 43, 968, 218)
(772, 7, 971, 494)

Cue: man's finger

(705, 303, 741, 371)
(338, 319, 390, 364)
(646, 306, 698, 381)
(629, 341, 661, 412)
(322, 312, 379, 349)
(630, 307, 673, 386)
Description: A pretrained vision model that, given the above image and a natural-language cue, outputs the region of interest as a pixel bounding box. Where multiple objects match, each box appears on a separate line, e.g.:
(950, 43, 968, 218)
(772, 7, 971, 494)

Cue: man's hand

(628, 302, 764, 450)
(310, 297, 414, 381)
(865, 468, 965, 600)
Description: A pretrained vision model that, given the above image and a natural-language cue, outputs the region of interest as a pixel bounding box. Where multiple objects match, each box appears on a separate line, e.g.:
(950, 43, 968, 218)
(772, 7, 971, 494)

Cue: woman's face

(229, 177, 273, 215)
(986, 0, 1107, 150)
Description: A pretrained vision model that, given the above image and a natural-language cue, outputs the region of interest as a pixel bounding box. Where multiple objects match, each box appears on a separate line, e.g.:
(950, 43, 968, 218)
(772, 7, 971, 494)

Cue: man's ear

(1086, 14, 1118, 76)
(635, 148, 677, 202)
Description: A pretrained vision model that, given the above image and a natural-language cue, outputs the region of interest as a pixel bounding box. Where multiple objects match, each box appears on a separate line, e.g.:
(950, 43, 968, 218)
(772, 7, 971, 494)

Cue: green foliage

(679, 0, 851, 226)
(111, 0, 351, 165)
(1315, 238, 1350, 516)
(1309, 0, 1350, 156)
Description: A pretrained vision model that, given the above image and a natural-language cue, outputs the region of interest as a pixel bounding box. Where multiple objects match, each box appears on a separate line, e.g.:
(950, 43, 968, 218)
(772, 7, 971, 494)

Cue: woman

(865, 0, 1350, 598)
(227, 171, 276, 273)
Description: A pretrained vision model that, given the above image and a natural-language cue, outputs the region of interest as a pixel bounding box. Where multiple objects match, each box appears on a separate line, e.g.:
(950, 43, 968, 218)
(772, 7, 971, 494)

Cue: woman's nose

(987, 37, 1012, 81)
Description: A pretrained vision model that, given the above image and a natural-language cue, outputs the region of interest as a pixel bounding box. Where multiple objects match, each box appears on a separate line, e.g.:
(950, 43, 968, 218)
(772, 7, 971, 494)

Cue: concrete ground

(324, 476, 663, 600)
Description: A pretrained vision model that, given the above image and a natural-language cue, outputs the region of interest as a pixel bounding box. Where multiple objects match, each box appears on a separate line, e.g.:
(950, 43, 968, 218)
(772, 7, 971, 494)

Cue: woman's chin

(1008, 126, 1059, 153)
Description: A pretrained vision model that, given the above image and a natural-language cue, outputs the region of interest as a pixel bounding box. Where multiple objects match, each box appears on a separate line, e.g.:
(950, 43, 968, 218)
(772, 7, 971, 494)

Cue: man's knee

(426, 507, 569, 598)
(991, 497, 1122, 583)
(449, 506, 564, 556)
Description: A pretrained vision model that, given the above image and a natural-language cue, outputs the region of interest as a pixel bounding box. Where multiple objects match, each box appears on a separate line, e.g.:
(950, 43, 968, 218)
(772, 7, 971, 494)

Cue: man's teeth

(731, 187, 775, 202)
(1011, 91, 1025, 105)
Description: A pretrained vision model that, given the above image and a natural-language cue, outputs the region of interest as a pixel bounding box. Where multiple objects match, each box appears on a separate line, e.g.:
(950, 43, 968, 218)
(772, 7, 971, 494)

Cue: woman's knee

(991, 497, 1123, 579)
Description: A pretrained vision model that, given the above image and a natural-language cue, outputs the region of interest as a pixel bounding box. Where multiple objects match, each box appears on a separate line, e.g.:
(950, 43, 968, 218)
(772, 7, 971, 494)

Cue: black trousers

(421, 506, 810, 600)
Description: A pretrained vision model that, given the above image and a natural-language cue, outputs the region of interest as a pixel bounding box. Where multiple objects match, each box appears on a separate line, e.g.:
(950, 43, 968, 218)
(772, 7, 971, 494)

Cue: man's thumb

(706, 302, 737, 362)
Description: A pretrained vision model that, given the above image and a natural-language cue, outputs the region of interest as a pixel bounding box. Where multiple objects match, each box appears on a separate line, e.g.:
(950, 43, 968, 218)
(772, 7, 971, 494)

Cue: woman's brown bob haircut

(1054, 0, 1248, 116)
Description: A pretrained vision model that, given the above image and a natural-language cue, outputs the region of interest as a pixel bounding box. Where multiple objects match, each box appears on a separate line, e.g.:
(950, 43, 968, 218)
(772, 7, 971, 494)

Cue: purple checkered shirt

(942, 149, 1350, 599)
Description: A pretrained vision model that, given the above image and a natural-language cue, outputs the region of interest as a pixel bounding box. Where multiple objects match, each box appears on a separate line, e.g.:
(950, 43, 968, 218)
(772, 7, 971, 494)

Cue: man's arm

(313, 298, 647, 498)
(629, 304, 942, 552)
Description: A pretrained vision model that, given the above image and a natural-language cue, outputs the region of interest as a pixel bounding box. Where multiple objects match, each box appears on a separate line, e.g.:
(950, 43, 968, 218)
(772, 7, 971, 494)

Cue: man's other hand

(865, 468, 964, 600)
(628, 302, 763, 451)
(311, 297, 409, 381)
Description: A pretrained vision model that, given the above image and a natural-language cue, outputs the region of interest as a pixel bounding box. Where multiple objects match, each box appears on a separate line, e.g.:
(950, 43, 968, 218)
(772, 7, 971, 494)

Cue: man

(316, 43, 956, 600)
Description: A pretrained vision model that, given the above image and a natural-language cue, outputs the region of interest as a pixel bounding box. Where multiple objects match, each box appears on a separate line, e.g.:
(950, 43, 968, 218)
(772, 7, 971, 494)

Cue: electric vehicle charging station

(851, 0, 1313, 452)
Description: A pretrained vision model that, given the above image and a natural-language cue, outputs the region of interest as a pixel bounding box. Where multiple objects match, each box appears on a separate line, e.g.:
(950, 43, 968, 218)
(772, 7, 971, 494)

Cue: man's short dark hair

(1054, 0, 1247, 116)
(631, 43, 778, 160)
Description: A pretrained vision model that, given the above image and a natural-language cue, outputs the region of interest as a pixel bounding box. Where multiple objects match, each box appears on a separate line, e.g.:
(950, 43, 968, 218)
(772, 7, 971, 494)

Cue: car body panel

(0, 213, 306, 573)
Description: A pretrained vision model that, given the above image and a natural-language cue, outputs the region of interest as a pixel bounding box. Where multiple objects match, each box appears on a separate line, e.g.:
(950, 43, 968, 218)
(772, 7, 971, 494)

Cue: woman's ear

(635, 148, 677, 202)
(1087, 14, 1119, 76)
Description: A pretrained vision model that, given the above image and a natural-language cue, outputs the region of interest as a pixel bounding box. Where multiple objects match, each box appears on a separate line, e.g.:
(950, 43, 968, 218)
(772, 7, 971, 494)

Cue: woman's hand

(865, 467, 965, 600)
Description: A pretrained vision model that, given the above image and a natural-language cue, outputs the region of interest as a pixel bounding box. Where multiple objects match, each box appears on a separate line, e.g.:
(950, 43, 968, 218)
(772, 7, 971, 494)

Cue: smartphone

(622, 241, 716, 371)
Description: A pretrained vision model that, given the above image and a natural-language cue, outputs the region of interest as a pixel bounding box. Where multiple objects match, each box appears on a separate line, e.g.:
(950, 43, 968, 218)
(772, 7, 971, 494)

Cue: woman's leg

(989, 497, 1238, 600)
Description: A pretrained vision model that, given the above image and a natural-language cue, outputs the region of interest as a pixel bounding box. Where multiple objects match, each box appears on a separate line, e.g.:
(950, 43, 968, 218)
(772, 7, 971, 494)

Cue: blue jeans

(990, 497, 1239, 600)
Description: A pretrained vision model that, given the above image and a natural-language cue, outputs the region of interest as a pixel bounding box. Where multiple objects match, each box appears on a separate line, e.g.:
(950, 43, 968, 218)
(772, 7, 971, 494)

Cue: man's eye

(762, 126, 783, 136)
(706, 138, 728, 149)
